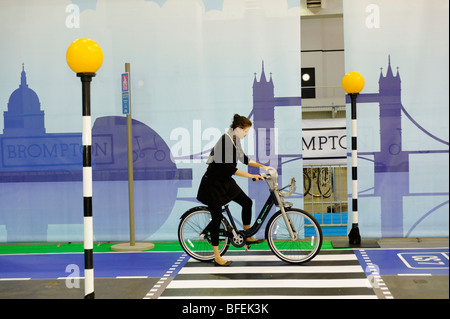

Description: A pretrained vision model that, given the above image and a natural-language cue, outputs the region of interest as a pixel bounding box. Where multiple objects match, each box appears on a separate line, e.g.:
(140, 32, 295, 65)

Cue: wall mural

(344, 0, 449, 238)
(348, 56, 449, 237)
(0, 0, 447, 242)
(0, 0, 302, 242)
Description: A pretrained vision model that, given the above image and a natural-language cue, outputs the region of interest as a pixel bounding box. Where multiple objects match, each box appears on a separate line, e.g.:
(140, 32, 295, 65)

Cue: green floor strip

(0, 240, 334, 255)
(0, 242, 178, 254)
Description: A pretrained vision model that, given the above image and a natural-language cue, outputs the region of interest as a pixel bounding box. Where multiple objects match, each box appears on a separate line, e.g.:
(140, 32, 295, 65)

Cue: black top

(197, 133, 249, 206)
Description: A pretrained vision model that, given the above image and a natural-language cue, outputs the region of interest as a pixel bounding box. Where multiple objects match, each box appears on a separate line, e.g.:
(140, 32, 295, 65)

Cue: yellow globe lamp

(66, 38, 103, 74)
(342, 72, 365, 94)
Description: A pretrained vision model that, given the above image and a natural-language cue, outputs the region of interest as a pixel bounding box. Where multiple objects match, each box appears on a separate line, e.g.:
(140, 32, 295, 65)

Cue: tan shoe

(214, 260, 232, 266)
(246, 237, 264, 244)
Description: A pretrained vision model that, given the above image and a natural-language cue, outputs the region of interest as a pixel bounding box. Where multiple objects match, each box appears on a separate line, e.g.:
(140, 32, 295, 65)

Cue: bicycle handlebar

(281, 177, 296, 197)
(253, 169, 296, 198)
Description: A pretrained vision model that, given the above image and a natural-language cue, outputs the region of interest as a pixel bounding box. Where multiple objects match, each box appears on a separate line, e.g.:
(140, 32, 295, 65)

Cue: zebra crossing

(159, 250, 378, 299)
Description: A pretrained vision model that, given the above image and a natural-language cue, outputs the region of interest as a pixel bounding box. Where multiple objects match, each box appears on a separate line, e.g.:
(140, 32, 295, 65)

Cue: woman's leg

(232, 191, 252, 225)
(232, 192, 261, 242)
(208, 204, 230, 265)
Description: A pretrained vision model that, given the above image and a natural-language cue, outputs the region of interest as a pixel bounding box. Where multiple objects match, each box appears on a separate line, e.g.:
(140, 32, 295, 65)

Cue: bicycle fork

(280, 206, 298, 240)
(274, 192, 298, 241)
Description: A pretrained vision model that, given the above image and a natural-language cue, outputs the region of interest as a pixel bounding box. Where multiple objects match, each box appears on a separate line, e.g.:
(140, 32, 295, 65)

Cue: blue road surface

(2, 249, 448, 282)
(0, 252, 187, 279)
(355, 248, 449, 276)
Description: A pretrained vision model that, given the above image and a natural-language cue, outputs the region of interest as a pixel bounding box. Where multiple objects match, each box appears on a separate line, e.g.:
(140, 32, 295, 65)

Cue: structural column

(348, 93, 361, 245)
(341, 71, 365, 246)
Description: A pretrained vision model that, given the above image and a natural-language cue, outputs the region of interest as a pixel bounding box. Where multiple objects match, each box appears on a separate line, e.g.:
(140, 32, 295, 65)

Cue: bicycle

(178, 169, 323, 264)
(303, 166, 333, 198)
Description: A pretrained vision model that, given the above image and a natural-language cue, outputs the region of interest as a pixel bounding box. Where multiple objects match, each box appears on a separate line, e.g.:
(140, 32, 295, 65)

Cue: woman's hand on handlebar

(251, 174, 265, 181)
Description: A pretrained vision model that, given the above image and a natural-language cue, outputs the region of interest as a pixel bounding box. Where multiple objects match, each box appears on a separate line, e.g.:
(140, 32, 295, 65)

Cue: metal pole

(78, 72, 95, 299)
(125, 63, 136, 246)
(111, 63, 154, 252)
(348, 93, 361, 245)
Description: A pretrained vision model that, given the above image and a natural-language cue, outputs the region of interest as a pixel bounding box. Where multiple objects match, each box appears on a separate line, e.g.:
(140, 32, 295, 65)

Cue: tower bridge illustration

(344, 56, 448, 237)
(248, 61, 302, 217)
(1, 58, 447, 240)
(249, 57, 448, 237)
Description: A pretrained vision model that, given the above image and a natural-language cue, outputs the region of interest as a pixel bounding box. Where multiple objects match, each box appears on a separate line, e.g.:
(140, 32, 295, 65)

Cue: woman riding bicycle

(196, 114, 274, 266)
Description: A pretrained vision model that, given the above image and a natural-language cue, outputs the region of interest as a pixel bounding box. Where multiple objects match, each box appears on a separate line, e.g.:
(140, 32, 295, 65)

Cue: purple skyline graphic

(349, 56, 449, 237)
(0, 66, 191, 241)
(1, 57, 448, 240)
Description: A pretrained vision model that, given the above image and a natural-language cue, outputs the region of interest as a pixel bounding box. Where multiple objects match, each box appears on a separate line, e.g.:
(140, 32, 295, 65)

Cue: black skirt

(196, 173, 243, 207)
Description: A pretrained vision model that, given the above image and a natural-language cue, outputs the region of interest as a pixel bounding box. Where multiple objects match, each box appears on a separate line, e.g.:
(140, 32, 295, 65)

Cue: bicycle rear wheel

(178, 207, 230, 262)
(266, 208, 322, 264)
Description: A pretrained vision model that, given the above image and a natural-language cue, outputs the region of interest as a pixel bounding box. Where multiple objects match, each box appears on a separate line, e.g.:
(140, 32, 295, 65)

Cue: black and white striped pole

(66, 38, 103, 299)
(342, 72, 365, 246)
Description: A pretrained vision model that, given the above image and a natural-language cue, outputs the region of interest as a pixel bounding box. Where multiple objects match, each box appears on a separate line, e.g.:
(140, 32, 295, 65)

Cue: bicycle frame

(221, 192, 276, 239)
(219, 170, 298, 244)
(179, 169, 323, 263)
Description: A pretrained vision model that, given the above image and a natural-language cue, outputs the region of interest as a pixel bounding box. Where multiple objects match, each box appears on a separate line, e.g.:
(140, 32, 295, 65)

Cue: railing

(303, 164, 348, 236)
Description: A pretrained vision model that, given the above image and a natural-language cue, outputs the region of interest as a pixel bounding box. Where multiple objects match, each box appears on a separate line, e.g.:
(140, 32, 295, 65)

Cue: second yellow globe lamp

(342, 71, 365, 94)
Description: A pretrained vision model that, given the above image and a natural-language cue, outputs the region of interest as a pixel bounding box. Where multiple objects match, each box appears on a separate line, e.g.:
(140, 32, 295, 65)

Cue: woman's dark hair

(230, 114, 252, 129)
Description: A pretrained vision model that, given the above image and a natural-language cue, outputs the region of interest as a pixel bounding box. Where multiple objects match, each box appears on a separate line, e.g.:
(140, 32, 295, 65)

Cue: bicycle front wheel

(303, 172, 311, 197)
(266, 208, 322, 264)
(178, 207, 230, 262)
(318, 167, 333, 198)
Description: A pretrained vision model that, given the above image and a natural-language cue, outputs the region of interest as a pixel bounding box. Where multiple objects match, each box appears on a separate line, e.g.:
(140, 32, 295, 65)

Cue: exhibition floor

(0, 237, 448, 300)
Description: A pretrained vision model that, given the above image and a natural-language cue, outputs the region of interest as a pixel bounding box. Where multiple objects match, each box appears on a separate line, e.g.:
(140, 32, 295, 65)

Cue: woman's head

(230, 114, 252, 139)
(231, 114, 252, 129)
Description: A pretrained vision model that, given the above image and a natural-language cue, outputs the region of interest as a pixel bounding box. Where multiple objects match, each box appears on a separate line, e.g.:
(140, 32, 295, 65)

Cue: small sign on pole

(122, 72, 130, 115)
(112, 64, 154, 252)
